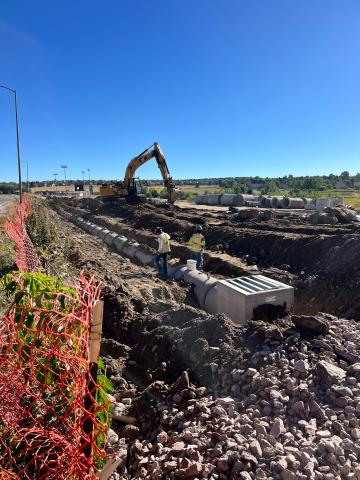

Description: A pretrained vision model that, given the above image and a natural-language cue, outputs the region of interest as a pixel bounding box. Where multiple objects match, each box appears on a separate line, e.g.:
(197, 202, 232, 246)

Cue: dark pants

(191, 251, 203, 269)
(156, 253, 169, 278)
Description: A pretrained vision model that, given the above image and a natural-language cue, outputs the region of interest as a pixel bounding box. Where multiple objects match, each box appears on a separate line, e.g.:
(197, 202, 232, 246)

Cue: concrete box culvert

(122, 242, 140, 259)
(104, 232, 119, 246)
(113, 236, 128, 253)
(206, 275, 294, 325)
(134, 250, 156, 266)
(281, 197, 305, 209)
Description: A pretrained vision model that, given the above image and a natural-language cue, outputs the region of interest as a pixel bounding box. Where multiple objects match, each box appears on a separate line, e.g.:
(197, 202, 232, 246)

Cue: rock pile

(106, 312, 360, 479)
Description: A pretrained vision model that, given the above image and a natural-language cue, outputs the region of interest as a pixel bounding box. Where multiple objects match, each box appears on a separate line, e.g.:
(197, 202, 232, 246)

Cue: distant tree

(341, 171, 350, 179)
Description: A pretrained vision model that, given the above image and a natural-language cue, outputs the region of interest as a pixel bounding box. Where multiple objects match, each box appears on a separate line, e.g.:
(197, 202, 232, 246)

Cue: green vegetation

(0, 271, 112, 470)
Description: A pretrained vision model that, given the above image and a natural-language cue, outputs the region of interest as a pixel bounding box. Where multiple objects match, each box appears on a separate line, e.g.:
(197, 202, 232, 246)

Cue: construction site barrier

(1, 197, 111, 480)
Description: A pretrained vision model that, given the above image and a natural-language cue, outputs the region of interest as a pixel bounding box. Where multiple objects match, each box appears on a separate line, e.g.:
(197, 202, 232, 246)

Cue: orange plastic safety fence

(3, 194, 41, 272)
(0, 273, 110, 480)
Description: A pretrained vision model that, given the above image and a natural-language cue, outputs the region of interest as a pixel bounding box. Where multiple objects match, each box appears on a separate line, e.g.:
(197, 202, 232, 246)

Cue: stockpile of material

(107, 312, 360, 479)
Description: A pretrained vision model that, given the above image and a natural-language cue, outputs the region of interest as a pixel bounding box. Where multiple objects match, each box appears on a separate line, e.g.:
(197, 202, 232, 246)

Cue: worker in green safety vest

(187, 224, 205, 270)
(155, 226, 171, 278)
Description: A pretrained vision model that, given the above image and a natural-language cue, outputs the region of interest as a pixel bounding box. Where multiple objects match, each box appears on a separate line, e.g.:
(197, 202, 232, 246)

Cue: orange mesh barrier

(0, 273, 110, 479)
(1, 197, 111, 479)
(3, 195, 41, 272)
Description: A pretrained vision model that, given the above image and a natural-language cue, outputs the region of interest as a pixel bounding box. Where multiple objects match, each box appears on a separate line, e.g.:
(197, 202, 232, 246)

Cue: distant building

(335, 182, 348, 189)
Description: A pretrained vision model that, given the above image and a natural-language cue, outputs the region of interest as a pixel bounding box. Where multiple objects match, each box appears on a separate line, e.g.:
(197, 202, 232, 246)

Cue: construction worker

(187, 224, 205, 270)
(154, 227, 171, 278)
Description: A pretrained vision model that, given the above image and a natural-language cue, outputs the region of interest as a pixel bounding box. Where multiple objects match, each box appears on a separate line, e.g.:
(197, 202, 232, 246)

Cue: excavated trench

(51, 197, 360, 319)
(32, 200, 360, 479)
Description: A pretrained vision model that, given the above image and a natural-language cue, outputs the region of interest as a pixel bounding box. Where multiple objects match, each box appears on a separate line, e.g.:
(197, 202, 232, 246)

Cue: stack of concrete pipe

(194, 193, 259, 207)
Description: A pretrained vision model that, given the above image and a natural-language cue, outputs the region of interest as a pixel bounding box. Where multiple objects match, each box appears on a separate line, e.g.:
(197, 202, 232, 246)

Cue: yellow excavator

(100, 142, 181, 204)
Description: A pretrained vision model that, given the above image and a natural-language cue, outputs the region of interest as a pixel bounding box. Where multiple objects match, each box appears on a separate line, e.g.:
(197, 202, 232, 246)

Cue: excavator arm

(124, 142, 180, 203)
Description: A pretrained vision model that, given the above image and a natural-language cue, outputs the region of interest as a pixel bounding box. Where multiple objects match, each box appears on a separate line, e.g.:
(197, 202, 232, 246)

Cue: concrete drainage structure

(62, 211, 294, 325)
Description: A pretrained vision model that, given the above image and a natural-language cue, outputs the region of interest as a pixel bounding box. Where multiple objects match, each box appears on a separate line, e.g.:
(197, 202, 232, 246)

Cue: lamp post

(21, 160, 29, 193)
(82, 170, 85, 183)
(60, 165, 68, 185)
(0, 85, 23, 203)
(53, 173, 58, 183)
(87, 168, 91, 184)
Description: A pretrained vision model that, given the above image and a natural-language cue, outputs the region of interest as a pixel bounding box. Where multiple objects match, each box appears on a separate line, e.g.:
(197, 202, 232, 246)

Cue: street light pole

(0, 85, 23, 203)
(22, 160, 29, 193)
(61, 165, 68, 185)
(82, 170, 85, 182)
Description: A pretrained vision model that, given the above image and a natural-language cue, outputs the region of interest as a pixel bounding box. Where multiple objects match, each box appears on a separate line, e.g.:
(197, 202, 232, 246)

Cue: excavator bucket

(168, 187, 182, 204)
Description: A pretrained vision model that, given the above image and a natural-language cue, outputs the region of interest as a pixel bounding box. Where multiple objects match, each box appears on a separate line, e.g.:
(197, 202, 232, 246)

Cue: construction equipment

(100, 143, 181, 204)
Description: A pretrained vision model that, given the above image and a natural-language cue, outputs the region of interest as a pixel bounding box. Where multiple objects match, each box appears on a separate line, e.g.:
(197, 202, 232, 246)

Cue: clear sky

(1, 0, 359, 182)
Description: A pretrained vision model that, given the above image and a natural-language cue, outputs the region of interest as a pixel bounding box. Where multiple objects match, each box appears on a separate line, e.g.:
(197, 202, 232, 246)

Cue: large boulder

(309, 211, 338, 225)
(324, 206, 356, 224)
(315, 360, 346, 386)
(292, 315, 329, 335)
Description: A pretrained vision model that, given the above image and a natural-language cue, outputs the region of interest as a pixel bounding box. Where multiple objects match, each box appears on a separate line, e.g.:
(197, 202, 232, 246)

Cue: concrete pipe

(315, 198, 331, 210)
(270, 196, 284, 208)
(204, 194, 222, 206)
(204, 283, 219, 315)
(330, 197, 344, 207)
(194, 277, 218, 309)
(93, 226, 104, 237)
(113, 236, 128, 253)
(183, 269, 209, 285)
(194, 195, 205, 205)
(237, 194, 259, 207)
(304, 198, 316, 210)
(174, 266, 189, 281)
(104, 232, 119, 246)
(219, 194, 237, 206)
(83, 222, 93, 232)
(259, 196, 269, 207)
(134, 250, 156, 266)
(281, 197, 305, 209)
(98, 229, 111, 240)
(122, 241, 141, 259)
(265, 198, 272, 208)
(88, 224, 98, 234)
(168, 264, 185, 279)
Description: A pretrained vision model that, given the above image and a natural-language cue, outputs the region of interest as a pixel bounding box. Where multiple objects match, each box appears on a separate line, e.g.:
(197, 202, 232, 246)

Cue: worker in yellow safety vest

(187, 224, 205, 270)
(155, 226, 171, 278)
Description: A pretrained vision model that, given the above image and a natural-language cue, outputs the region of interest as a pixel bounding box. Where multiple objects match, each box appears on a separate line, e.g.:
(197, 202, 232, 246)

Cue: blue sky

(1, 0, 360, 182)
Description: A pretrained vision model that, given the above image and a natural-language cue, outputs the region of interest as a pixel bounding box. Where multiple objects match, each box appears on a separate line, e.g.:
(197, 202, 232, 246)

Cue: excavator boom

(100, 142, 181, 204)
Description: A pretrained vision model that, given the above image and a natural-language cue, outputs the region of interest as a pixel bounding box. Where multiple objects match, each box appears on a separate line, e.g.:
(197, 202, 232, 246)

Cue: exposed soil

(51, 196, 360, 319)
(28, 201, 360, 479)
